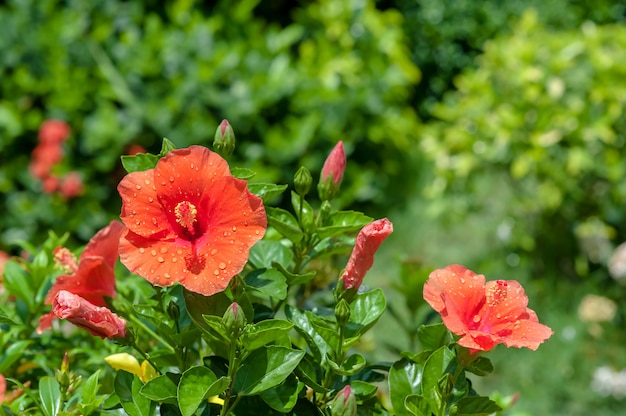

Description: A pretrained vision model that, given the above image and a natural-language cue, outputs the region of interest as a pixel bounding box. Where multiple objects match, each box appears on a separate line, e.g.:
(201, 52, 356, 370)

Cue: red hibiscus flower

(37, 221, 125, 333)
(59, 171, 84, 198)
(117, 145, 266, 296)
(423, 264, 553, 353)
(340, 218, 393, 290)
(38, 120, 70, 144)
(52, 290, 127, 339)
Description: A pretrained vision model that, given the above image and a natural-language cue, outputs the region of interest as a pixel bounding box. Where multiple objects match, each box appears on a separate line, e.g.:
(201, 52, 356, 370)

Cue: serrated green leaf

(234, 346, 305, 396)
(241, 319, 294, 351)
(248, 183, 289, 202)
(266, 206, 304, 243)
(39, 376, 61, 416)
(178, 366, 228, 416)
(317, 210, 373, 239)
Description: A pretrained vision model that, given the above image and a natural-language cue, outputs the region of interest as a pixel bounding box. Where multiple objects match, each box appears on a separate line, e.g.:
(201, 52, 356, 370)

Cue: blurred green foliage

(0, 0, 420, 246)
(420, 10, 626, 279)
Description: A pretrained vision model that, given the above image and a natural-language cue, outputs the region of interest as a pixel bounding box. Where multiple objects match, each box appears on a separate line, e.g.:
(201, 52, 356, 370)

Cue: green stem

(220, 341, 241, 416)
(128, 314, 175, 352)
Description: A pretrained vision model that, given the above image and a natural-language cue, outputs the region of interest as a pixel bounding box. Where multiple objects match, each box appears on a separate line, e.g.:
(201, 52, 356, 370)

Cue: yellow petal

(104, 353, 141, 376)
(208, 396, 224, 406)
(140, 360, 158, 382)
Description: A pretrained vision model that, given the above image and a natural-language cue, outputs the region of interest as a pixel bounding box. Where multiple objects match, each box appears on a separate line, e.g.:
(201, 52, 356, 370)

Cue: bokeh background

(2, 0, 626, 414)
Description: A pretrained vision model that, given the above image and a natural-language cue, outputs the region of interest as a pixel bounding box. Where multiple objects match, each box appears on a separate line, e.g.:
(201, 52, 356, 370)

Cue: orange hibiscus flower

(117, 145, 266, 296)
(37, 221, 125, 333)
(423, 264, 553, 353)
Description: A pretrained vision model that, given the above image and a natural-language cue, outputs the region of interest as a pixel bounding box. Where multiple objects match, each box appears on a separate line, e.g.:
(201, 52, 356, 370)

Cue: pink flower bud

(331, 385, 356, 416)
(59, 172, 84, 199)
(52, 290, 127, 339)
(341, 218, 393, 290)
(318, 141, 346, 200)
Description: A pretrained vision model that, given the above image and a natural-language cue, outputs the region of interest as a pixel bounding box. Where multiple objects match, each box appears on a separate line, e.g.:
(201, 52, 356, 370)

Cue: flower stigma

(175, 201, 198, 236)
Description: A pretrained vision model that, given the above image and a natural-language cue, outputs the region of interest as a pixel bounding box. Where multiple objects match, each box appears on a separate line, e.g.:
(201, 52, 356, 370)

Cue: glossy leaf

(248, 240, 294, 269)
(259, 375, 304, 412)
(248, 183, 289, 202)
(234, 346, 305, 396)
(39, 376, 61, 416)
(422, 346, 458, 414)
(115, 371, 155, 416)
(294, 355, 328, 394)
(80, 370, 105, 415)
(317, 210, 373, 239)
(266, 206, 304, 243)
(241, 319, 294, 351)
(350, 380, 378, 400)
(178, 366, 229, 416)
(417, 323, 453, 350)
(140, 374, 178, 404)
(2, 261, 35, 308)
(285, 305, 332, 362)
(329, 353, 366, 376)
(291, 191, 315, 231)
(184, 289, 232, 334)
(244, 268, 288, 301)
(389, 358, 424, 416)
(449, 396, 502, 415)
(0, 340, 32, 373)
(231, 167, 256, 180)
(404, 395, 429, 416)
(465, 356, 494, 377)
(273, 262, 316, 286)
(345, 289, 386, 342)
(121, 153, 159, 173)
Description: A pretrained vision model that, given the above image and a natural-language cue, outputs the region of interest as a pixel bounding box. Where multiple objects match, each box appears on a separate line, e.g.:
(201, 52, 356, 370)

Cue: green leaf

(178, 366, 229, 416)
(422, 346, 458, 414)
(140, 374, 178, 404)
(201, 315, 230, 343)
(121, 153, 159, 173)
(115, 371, 155, 416)
(2, 261, 35, 308)
(266, 206, 304, 243)
(329, 353, 366, 376)
(184, 289, 231, 334)
(248, 183, 289, 202)
(158, 138, 177, 155)
(350, 380, 378, 400)
(345, 289, 386, 343)
(0, 307, 19, 325)
(231, 167, 256, 180)
(294, 355, 328, 394)
(317, 210, 373, 239)
(39, 376, 61, 416)
(0, 340, 32, 373)
(241, 319, 294, 351)
(272, 262, 316, 286)
(244, 268, 288, 301)
(290, 191, 315, 232)
(259, 375, 304, 412)
(389, 358, 424, 416)
(234, 346, 305, 396)
(285, 306, 332, 363)
(81, 370, 101, 405)
(465, 356, 494, 377)
(449, 396, 502, 415)
(248, 240, 294, 269)
(417, 323, 453, 350)
(404, 395, 428, 416)
(308, 236, 355, 260)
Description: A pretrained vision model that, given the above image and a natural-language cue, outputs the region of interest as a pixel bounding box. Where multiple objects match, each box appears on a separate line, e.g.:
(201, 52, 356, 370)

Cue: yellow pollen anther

(487, 280, 508, 307)
(175, 201, 198, 235)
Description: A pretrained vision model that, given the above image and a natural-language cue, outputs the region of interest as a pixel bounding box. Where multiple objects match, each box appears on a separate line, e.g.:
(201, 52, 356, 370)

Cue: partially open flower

(423, 264, 553, 353)
(52, 290, 126, 339)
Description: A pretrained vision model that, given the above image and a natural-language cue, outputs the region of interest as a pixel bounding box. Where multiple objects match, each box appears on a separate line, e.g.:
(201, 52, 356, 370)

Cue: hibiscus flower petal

(81, 220, 126, 266)
(501, 319, 554, 350)
(423, 265, 486, 335)
(46, 257, 116, 306)
(118, 170, 176, 238)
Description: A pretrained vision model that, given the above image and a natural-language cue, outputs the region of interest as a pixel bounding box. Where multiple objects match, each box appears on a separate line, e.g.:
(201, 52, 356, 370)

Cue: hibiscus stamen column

(174, 201, 198, 236)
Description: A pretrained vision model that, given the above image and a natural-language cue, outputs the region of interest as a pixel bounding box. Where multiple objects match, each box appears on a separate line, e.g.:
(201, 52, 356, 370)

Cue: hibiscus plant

(0, 124, 552, 416)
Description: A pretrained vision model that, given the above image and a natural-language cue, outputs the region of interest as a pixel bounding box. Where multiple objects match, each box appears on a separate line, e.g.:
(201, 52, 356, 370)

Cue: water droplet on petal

(232, 226, 237, 232)
(218, 262, 226, 269)
(213, 269, 220, 276)
(148, 197, 154, 203)
(160, 247, 168, 254)
(151, 250, 157, 256)
(169, 176, 174, 182)
(473, 315, 481, 323)
(157, 256, 165, 263)
(139, 248, 145, 253)
(211, 249, 218, 255)
(136, 184, 142, 190)
(172, 257, 178, 263)
(460, 278, 465, 284)
(164, 273, 171, 279)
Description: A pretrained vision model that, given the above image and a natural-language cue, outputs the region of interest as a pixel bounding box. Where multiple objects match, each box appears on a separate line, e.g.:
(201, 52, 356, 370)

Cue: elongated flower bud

(318, 141, 346, 201)
(340, 218, 393, 291)
(330, 385, 357, 416)
(294, 166, 313, 197)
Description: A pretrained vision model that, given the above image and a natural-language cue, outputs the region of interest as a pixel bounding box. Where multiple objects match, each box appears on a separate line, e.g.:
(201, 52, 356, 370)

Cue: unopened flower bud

(294, 166, 313, 197)
(318, 141, 346, 201)
(334, 299, 351, 327)
(223, 302, 246, 339)
(213, 119, 236, 158)
(330, 385, 357, 416)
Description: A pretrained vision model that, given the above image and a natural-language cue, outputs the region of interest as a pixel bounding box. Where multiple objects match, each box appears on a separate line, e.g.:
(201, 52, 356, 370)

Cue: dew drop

(230, 240, 235, 244)
(169, 176, 174, 182)
(177, 249, 183, 255)
(151, 249, 157, 256)
(218, 262, 226, 269)
(161, 180, 167, 186)
(172, 257, 178, 263)
(232, 226, 237, 232)
(164, 273, 171, 279)
(157, 256, 165, 263)
(160, 247, 168, 254)
(135, 220, 141, 225)
(144, 179, 151, 185)
(472, 315, 481, 323)
(211, 249, 218, 255)
(136, 184, 142, 190)
(133, 192, 137, 197)
(139, 248, 145, 253)
(152, 218, 158, 225)
(244, 220, 249, 226)
(496, 313, 501, 319)
(460, 277, 465, 284)
(213, 269, 220, 276)
(148, 197, 154, 203)
(255, 230, 260, 235)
